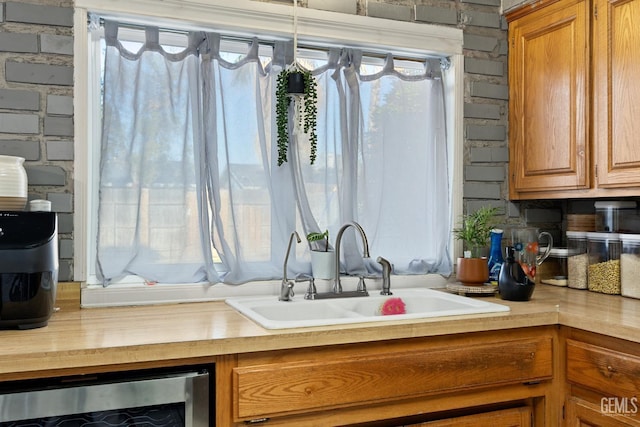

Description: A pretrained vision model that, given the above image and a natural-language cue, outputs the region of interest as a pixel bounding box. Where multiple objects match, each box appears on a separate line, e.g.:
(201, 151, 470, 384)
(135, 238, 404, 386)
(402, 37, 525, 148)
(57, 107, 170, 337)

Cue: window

(74, 0, 464, 306)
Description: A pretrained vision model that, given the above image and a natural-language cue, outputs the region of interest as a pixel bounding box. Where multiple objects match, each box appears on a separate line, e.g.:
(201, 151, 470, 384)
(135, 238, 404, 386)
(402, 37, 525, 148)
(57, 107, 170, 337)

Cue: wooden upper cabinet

(508, 0, 640, 199)
(508, 0, 590, 198)
(594, 0, 640, 188)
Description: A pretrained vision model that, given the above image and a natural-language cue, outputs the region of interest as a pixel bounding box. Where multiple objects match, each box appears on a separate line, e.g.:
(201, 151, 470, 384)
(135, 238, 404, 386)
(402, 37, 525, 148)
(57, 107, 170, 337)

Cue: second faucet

(333, 221, 370, 294)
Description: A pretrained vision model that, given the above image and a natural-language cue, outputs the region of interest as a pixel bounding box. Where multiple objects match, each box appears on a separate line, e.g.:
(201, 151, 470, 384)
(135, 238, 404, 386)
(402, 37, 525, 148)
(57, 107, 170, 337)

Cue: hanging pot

(0, 155, 27, 211)
(287, 71, 305, 95)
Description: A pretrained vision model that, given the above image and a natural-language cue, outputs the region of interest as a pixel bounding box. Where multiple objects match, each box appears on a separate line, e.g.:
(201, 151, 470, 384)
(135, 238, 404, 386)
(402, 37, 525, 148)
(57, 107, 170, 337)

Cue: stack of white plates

(0, 155, 27, 211)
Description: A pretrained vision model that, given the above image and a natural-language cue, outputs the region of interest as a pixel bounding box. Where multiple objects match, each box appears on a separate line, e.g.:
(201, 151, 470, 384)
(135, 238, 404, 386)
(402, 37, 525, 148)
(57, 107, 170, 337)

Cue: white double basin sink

(225, 288, 510, 329)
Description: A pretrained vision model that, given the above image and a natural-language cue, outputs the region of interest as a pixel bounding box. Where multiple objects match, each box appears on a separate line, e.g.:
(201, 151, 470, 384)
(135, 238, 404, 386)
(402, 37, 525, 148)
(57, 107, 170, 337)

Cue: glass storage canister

(620, 233, 640, 299)
(539, 247, 568, 286)
(586, 232, 621, 294)
(567, 231, 588, 289)
(594, 201, 637, 232)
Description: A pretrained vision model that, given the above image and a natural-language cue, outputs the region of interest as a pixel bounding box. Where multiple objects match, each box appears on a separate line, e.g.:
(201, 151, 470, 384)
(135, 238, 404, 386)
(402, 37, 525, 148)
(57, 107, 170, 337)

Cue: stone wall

(0, 0, 74, 280)
(0, 0, 536, 281)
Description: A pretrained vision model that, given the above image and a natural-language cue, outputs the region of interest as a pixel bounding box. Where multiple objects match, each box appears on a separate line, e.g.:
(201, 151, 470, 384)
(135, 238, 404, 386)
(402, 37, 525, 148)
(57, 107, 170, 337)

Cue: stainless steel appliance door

(0, 370, 209, 426)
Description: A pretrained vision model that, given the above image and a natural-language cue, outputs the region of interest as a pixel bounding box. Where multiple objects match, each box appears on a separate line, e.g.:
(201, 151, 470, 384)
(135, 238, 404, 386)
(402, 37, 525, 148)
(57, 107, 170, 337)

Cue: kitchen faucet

(377, 256, 392, 295)
(279, 231, 301, 301)
(333, 221, 370, 294)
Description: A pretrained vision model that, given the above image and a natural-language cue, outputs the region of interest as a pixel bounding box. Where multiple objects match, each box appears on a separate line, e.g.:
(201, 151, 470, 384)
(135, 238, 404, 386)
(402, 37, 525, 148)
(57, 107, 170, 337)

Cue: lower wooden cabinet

(566, 339, 640, 399)
(217, 325, 640, 426)
(564, 329, 640, 427)
(216, 327, 556, 426)
(566, 397, 640, 427)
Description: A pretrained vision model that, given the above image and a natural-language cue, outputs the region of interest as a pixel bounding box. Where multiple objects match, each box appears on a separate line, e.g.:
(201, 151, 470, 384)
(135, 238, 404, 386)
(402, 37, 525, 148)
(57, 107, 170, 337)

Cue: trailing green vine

(276, 71, 292, 166)
(303, 71, 318, 165)
(275, 69, 318, 166)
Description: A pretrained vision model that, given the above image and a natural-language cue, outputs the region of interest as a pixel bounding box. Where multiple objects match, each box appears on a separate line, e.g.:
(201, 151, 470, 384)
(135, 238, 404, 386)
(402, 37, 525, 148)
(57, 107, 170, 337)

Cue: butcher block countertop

(1, 283, 639, 381)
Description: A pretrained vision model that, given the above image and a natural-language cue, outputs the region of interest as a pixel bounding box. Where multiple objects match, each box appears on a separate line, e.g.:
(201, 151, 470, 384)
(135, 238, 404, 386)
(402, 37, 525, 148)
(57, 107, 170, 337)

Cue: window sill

(80, 274, 450, 307)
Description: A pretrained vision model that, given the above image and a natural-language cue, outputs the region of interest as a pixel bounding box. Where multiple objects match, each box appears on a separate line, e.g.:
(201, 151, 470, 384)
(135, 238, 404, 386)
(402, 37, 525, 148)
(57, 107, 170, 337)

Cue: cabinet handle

(245, 418, 270, 425)
(603, 364, 617, 378)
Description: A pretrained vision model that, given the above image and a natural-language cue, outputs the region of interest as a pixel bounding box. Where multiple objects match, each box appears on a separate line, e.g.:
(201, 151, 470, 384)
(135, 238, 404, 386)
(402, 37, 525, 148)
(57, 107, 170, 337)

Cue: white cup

(29, 199, 52, 212)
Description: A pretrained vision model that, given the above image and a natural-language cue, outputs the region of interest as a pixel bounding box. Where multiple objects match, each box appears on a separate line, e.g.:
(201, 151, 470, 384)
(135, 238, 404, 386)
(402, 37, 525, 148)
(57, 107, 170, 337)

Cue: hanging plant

(276, 68, 318, 166)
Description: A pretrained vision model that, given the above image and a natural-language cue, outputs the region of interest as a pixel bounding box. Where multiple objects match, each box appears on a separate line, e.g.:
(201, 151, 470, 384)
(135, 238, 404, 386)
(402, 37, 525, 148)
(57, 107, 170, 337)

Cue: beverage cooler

(0, 368, 211, 426)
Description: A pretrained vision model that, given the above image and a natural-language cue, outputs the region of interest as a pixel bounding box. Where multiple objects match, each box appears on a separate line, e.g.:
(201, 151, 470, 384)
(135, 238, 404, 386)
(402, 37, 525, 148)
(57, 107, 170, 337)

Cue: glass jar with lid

(539, 248, 568, 286)
(586, 232, 621, 294)
(620, 233, 640, 299)
(567, 231, 588, 289)
(594, 201, 637, 232)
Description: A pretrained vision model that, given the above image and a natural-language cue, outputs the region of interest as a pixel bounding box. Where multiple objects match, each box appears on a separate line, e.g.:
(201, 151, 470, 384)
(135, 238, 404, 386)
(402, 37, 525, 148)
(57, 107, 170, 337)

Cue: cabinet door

(566, 339, 640, 398)
(566, 397, 640, 427)
(508, 0, 589, 197)
(594, 0, 640, 188)
(406, 406, 532, 426)
(232, 337, 552, 421)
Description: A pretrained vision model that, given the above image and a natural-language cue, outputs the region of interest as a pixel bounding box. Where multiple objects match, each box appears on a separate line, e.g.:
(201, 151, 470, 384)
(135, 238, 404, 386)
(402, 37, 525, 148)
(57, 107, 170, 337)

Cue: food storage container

(594, 201, 636, 232)
(620, 233, 640, 299)
(567, 231, 588, 289)
(586, 232, 621, 294)
(539, 248, 568, 286)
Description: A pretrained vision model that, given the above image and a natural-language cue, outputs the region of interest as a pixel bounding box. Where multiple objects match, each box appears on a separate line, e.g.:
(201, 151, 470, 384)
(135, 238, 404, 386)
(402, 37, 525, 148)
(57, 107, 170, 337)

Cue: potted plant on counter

(307, 230, 334, 280)
(453, 206, 498, 286)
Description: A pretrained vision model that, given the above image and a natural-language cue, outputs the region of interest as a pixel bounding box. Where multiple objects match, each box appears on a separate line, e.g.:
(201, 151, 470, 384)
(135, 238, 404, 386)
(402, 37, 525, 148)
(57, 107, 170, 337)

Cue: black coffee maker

(0, 211, 58, 329)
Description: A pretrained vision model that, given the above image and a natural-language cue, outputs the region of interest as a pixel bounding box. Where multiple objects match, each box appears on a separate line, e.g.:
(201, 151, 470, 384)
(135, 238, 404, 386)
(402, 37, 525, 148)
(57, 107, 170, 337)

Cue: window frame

(73, 0, 464, 306)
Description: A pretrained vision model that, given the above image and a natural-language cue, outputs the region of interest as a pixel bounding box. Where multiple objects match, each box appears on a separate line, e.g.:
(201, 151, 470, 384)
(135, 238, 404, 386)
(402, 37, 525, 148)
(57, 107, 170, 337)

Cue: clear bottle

(567, 231, 588, 289)
(586, 232, 621, 294)
(487, 228, 504, 285)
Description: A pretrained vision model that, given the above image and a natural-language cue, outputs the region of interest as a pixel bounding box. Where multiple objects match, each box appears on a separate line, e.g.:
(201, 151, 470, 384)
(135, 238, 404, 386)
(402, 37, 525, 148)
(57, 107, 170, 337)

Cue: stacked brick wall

(0, 0, 73, 280)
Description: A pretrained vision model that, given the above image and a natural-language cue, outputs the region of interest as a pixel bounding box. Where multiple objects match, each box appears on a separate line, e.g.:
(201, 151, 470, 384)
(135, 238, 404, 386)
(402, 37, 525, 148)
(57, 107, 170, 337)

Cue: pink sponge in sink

(379, 297, 406, 315)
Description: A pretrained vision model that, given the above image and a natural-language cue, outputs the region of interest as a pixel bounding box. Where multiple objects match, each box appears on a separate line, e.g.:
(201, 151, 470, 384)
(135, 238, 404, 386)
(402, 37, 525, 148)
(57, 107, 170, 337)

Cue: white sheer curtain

(97, 22, 209, 284)
(358, 61, 451, 274)
(96, 21, 452, 286)
(293, 50, 451, 276)
(198, 35, 303, 283)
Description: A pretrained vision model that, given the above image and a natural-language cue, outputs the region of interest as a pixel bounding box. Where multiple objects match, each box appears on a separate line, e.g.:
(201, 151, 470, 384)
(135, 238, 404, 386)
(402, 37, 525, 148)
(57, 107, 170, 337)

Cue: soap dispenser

(498, 246, 535, 301)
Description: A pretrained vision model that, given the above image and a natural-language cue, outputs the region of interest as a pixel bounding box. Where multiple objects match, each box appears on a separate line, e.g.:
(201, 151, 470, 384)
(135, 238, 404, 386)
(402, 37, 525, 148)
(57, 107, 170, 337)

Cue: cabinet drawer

(408, 406, 532, 427)
(233, 337, 552, 420)
(567, 339, 640, 397)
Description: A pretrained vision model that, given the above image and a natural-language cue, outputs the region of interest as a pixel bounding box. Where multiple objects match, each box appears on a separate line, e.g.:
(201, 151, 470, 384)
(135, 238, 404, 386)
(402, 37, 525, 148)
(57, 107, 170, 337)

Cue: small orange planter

(456, 257, 489, 286)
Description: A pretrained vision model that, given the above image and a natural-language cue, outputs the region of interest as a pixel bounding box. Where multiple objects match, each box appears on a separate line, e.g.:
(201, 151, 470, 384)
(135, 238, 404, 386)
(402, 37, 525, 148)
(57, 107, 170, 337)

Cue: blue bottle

(487, 228, 504, 284)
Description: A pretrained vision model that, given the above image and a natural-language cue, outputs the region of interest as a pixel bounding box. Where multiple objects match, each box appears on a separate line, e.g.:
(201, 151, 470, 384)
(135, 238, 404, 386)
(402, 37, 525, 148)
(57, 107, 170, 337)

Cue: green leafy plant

(307, 230, 329, 252)
(453, 206, 498, 258)
(276, 69, 318, 166)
